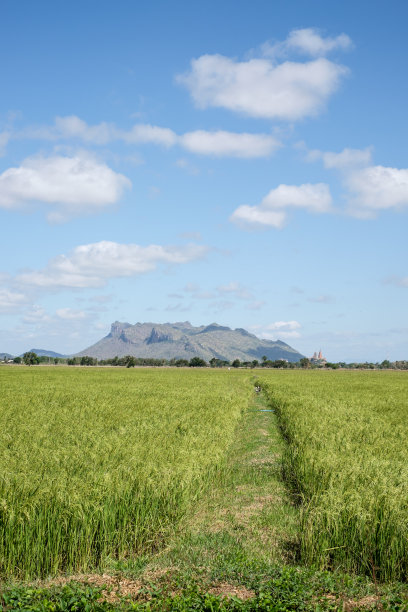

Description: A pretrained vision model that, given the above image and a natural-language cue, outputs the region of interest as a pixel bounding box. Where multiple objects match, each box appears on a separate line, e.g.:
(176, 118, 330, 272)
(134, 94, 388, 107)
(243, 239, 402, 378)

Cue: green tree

(232, 359, 240, 368)
(23, 352, 40, 366)
(189, 357, 207, 367)
(299, 357, 311, 369)
(123, 355, 136, 368)
(13, 356, 22, 364)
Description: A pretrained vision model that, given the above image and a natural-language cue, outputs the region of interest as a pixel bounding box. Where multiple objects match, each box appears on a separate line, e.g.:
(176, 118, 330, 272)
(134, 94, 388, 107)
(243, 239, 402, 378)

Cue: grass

(258, 370, 408, 582)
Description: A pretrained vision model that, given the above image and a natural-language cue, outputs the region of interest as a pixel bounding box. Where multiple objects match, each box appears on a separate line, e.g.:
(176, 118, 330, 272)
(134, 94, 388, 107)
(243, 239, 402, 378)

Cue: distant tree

(299, 357, 311, 369)
(123, 355, 136, 368)
(189, 356, 207, 367)
(232, 359, 241, 368)
(23, 351, 40, 366)
(13, 356, 22, 364)
(262, 355, 267, 363)
(209, 357, 217, 368)
(80, 356, 96, 366)
(251, 360, 259, 368)
(381, 359, 391, 369)
(175, 358, 189, 367)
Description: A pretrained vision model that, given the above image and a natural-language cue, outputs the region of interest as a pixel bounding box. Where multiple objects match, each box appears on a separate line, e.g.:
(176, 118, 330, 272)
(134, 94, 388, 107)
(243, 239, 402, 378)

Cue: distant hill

(76, 321, 304, 362)
(24, 349, 67, 358)
(0, 352, 14, 360)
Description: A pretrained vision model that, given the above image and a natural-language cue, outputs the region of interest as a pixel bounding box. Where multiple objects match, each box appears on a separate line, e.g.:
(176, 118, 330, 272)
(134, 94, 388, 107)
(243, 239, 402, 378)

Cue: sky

(1, 0, 407, 362)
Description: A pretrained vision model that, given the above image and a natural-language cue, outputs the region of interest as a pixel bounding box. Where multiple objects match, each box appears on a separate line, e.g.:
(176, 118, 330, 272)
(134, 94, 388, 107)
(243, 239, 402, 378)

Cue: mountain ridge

(76, 321, 304, 362)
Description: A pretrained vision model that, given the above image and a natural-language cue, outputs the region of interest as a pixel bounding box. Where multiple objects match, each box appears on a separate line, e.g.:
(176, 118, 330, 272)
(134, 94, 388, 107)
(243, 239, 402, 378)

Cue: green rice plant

(258, 370, 408, 581)
(0, 367, 252, 579)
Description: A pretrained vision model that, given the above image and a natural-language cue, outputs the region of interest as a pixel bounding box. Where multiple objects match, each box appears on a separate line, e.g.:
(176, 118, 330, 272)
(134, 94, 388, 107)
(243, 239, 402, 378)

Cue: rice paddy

(1, 365, 408, 595)
(258, 370, 408, 581)
(0, 366, 252, 579)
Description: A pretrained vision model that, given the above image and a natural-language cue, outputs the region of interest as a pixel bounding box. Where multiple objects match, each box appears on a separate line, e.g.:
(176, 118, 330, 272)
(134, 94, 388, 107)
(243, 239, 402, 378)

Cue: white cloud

(17, 116, 277, 159)
(0, 153, 131, 221)
(54, 116, 117, 144)
(346, 165, 408, 217)
(254, 320, 302, 341)
(23, 116, 177, 148)
(311, 146, 408, 217)
(0, 289, 28, 313)
(22, 306, 50, 324)
(231, 183, 332, 229)
(266, 321, 301, 331)
(56, 308, 87, 320)
(321, 147, 373, 169)
(180, 130, 281, 158)
(178, 37, 349, 120)
(123, 124, 177, 147)
(284, 28, 352, 57)
(16, 241, 209, 289)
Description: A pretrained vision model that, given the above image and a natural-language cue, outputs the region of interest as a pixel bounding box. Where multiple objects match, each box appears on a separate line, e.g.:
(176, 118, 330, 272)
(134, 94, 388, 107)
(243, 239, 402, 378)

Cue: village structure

(310, 350, 327, 365)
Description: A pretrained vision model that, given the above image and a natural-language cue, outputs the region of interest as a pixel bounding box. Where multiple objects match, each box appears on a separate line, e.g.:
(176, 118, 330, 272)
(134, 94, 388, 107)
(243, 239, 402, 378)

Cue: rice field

(0, 366, 252, 579)
(258, 370, 408, 581)
(2, 366, 408, 586)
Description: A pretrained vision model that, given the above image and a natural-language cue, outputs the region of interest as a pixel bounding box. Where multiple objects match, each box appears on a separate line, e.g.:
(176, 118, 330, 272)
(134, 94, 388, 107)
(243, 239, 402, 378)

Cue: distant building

(310, 349, 327, 365)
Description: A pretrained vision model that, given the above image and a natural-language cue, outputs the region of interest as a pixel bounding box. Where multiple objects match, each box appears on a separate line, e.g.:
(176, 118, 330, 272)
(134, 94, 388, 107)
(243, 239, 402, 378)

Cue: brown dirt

(207, 582, 255, 600)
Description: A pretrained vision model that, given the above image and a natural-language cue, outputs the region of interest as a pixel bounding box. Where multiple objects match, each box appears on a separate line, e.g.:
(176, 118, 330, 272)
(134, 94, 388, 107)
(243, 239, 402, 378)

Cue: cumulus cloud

(16, 241, 209, 289)
(0, 153, 131, 221)
(177, 30, 350, 120)
(277, 28, 352, 57)
(180, 130, 281, 158)
(16, 115, 279, 159)
(346, 165, 408, 217)
(310, 146, 408, 218)
(231, 183, 332, 229)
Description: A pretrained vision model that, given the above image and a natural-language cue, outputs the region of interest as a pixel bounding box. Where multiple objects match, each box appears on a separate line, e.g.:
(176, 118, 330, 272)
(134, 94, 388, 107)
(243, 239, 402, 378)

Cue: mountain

(25, 349, 67, 358)
(0, 352, 14, 360)
(76, 321, 304, 362)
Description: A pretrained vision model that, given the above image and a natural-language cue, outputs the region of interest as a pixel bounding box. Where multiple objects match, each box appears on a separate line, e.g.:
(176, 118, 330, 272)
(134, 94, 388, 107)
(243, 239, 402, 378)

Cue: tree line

(6, 352, 408, 370)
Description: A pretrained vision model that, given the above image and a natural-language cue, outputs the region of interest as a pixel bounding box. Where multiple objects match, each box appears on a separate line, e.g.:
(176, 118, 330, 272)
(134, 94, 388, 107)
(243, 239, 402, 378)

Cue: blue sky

(1, 0, 407, 361)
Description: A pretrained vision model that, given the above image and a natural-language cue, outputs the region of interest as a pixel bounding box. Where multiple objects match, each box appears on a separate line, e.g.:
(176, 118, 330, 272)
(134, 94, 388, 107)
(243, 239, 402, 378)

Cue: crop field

(1, 365, 408, 608)
(258, 370, 408, 581)
(0, 367, 252, 579)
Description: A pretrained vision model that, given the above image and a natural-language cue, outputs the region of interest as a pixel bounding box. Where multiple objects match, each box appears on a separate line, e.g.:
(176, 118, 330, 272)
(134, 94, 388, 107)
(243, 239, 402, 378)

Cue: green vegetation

(1, 367, 408, 609)
(258, 370, 408, 581)
(0, 367, 252, 579)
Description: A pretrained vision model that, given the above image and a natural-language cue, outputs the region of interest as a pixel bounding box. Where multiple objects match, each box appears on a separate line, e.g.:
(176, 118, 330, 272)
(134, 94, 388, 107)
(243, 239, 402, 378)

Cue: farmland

(0, 367, 252, 579)
(1, 366, 408, 609)
(258, 370, 408, 582)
